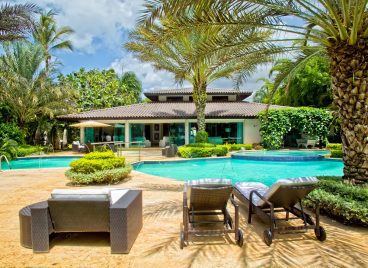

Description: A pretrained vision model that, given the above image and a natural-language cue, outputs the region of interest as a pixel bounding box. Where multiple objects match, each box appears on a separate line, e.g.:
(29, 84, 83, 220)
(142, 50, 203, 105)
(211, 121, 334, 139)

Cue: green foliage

(330, 150, 343, 158)
(16, 145, 47, 157)
(258, 107, 332, 149)
(185, 143, 215, 148)
(58, 68, 142, 112)
(327, 143, 342, 150)
(195, 131, 208, 143)
(65, 166, 132, 185)
(0, 122, 25, 144)
(0, 139, 18, 160)
(227, 144, 253, 151)
(305, 177, 368, 225)
(83, 151, 115, 160)
(178, 145, 228, 158)
(70, 158, 125, 174)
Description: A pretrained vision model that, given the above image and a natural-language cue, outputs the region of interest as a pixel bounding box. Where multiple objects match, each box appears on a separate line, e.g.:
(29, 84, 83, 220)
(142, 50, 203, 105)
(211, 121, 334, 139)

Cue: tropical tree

(0, 41, 75, 129)
(126, 17, 275, 133)
(32, 10, 74, 73)
(0, 3, 38, 42)
(141, 0, 368, 184)
(58, 68, 142, 111)
(253, 78, 274, 104)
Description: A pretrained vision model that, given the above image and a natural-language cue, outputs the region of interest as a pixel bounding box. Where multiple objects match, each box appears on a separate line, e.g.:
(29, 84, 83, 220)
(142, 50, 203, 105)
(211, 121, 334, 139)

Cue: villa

(59, 88, 283, 147)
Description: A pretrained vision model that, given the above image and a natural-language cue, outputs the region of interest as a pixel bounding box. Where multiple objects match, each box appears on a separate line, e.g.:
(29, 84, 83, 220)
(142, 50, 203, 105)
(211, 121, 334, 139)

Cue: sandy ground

(0, 168, 367, 268)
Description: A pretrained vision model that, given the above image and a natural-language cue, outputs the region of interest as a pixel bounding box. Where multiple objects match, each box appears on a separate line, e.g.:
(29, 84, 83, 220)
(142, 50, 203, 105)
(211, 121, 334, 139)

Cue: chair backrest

(261, 177, 318, 208)
(185, 179, 232, 211)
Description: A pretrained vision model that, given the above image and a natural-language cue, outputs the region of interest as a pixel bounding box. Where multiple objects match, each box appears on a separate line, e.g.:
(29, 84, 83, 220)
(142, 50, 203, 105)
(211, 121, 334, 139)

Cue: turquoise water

(1, 157, 80, 170)
(134, 158, 343, 186)
(234, 150, 330, 157)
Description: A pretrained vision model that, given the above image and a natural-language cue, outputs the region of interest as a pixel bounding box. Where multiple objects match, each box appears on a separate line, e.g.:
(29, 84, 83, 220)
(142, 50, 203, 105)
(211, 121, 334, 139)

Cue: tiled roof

(144, 87, 252, 95)
(58, 102, 285, 121)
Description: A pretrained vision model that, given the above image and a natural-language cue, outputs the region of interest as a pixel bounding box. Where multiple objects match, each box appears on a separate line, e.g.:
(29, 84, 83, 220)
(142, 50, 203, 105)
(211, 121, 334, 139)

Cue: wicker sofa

(19, 188, 142, 254)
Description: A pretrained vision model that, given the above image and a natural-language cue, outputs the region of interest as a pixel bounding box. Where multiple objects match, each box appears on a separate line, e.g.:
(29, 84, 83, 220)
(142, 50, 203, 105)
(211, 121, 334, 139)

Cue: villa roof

(58, 102, 285, 121)
(144, 88, 252, 101)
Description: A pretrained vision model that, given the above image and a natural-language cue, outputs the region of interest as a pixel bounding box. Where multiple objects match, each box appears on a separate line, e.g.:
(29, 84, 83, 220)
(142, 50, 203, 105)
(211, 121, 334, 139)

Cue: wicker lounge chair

(233, 177, 326, 246)
(180, 179, 244, 249)
(19, 188, 142, 253)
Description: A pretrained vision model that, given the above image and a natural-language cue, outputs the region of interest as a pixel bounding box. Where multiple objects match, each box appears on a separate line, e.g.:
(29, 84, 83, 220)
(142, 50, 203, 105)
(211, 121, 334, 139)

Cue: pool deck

(0, 168, 367, 267)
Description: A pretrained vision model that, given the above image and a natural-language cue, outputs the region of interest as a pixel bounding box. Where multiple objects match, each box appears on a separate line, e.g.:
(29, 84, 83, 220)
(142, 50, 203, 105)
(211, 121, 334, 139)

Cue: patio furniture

(159, 136, 170, 147)
(180, 179, 244, 249)
(233, 177, 326, 246)
(72, 141, 86, 153)
(19, 188, 142, 254)
(296, 139, 317, 148)
(162, 144, 177, 157)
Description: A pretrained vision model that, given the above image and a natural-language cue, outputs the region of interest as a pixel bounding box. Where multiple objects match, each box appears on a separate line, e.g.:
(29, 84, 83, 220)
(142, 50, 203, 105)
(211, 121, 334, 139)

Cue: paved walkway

(0, 168, 367, 267)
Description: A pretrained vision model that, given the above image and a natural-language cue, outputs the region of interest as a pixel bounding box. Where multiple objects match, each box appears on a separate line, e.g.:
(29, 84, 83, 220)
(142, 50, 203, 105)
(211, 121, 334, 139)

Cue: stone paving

(0, 168, 367, 267)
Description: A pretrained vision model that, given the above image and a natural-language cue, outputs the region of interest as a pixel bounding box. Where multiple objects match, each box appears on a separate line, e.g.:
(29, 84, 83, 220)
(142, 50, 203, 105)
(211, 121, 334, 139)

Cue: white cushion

(108, 189, 129, 204)
(234, 182, 269, 206)
(51, 189, 109, 201)
(185, 178, 232, 199)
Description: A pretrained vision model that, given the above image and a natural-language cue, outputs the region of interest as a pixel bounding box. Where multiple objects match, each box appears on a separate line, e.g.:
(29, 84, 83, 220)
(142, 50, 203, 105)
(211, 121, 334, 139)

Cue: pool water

(134, 158, 343, 186)
(1, 156, 80, 170)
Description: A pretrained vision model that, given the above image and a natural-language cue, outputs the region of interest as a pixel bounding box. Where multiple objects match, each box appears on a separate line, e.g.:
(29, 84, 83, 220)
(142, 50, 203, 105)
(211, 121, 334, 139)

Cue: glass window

(114, 124, 125, 142)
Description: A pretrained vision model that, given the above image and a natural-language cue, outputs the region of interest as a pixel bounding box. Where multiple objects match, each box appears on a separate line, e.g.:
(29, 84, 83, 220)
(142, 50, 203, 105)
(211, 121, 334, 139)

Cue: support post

(125, 122, 130, 148)
(185, 120, 189, 145)
(80, 127, 85, 144)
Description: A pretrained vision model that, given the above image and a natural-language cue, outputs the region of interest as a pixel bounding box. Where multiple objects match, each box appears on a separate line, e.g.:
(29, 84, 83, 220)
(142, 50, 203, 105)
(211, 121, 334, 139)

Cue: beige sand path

(0, 168, 367, 267)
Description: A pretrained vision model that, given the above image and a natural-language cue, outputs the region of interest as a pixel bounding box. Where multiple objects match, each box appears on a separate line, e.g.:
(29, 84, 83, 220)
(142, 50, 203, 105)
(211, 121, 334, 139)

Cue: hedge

(330, 149, 343, 158)
(178, 145, 228, 158)
(83, 151, 116, 160)
(226, 144, 253, 151)
(185, 143, 216, 148)
(70, 158, 125, 173)
(305, 177, 368, 226)
(327, 143, 342, 150)
(195, 131, 208, 143)
(17, 145, 47, 157)
(65, 166, 132, 185)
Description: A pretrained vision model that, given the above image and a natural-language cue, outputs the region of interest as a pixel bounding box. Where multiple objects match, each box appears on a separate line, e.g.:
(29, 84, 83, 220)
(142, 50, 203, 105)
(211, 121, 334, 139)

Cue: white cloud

(14, 0, 145, 53)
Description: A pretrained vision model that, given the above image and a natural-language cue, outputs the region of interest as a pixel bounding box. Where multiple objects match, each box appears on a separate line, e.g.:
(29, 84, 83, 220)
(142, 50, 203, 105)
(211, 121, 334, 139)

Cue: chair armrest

(230, 195, 239, 208)
(183, 191, 188, 208)
(30, 201, 52, 252)
(249, 190, 273, 208)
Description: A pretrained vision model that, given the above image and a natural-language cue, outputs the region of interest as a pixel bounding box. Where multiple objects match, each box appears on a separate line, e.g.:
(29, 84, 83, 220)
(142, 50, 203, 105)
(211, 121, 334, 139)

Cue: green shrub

(178, 145, 228, 158)
(0, 122, 25, 144)
(228, 144, 253, 151)
(330, 149, 343, 158)
(327, 143, 342, 150)
(65, 166, 132, 185)
(70, 157, 125, 173)
(185, 143, 215, 148)
(17, 145, 47, 157)
(195, 131, 208, 143)
(83, 151, 115, 160)
(305, 176, 368, 225)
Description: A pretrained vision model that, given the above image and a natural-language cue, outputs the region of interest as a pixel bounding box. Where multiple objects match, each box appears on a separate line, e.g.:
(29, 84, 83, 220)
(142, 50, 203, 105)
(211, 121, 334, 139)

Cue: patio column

(125, 122, 130, 148)
(80, 127, 85, 144)
(185, 120, 189, 145)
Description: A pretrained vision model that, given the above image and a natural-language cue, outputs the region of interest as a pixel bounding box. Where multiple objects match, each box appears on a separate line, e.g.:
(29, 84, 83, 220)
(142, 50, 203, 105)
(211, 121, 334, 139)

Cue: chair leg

(248, 202, 253, 224)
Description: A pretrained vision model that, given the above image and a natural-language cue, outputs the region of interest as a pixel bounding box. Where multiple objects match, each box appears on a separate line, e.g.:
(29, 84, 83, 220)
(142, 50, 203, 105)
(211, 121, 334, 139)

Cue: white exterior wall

(243, 119, 261, 144)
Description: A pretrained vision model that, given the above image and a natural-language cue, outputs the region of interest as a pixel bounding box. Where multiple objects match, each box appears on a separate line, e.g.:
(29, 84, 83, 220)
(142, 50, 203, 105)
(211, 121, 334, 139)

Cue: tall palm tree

(32, 10, 74, 73)
(0, 41, 75, 129)
(120, 71, 143, 103)
(126, 17, 275, 133)
(142, 0, 368, 184)
(0, 3, 38, 42)
(253, 78, 274, 104)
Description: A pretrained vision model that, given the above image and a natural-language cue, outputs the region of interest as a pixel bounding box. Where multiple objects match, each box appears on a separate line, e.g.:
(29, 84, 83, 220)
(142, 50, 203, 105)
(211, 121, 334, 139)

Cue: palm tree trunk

(193, 83, 207, 132)
(328, 40, 368, 184)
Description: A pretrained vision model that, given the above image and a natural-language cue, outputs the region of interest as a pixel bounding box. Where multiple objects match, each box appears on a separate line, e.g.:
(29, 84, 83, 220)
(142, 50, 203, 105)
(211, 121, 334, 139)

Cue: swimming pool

(1, 156, 81, 170)
(134, 158, 343, 186)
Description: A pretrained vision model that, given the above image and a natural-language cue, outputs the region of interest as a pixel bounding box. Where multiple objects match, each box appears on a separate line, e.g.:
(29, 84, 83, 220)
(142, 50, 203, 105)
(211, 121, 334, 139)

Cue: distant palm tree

(0, 3, 38, 42)
(126, 20, 275, 132)
(120, 72, 143, 103)
(32, 10, 74, 73)
(141, 0, 368, 184)
(253, 78, 274, 104)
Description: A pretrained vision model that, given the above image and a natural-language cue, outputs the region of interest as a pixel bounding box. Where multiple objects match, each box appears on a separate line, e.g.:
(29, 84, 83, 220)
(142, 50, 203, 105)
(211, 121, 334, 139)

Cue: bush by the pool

(306, 176, 368, 226)
(178, 145, 228, 158)
(326, 143, 343, 158)
(65, 151, 131, 185)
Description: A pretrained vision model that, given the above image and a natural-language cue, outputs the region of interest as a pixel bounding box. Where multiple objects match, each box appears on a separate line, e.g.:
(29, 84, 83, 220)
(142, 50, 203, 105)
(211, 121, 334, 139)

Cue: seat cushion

(185, 178, 232, 202)
(234, 182, 269, 206)
(51, 189, 109, 201)
(108, 189, 129, 204)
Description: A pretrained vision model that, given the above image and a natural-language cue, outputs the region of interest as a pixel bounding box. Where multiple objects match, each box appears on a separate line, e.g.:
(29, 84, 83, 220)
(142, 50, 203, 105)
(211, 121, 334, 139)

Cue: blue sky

(11, 0, 300, 93)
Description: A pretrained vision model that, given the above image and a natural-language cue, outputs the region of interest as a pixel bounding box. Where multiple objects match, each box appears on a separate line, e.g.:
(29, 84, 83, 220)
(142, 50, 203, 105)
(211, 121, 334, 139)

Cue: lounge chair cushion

(185, 178, 232, 200)
(51, 189, 109, 201)
(235, 177, 318, 207)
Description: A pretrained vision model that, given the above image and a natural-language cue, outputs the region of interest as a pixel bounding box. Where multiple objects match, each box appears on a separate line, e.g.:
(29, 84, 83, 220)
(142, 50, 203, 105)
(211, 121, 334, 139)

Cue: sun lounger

(180, 179, 244, 249)
(19, 188, 142, 253)
(233, 177, 326, 246)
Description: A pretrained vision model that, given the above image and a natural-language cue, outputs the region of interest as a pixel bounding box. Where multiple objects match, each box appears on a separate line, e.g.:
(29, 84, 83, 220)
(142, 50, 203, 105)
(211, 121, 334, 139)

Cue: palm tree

(0, 41, 75, 129)
(120, 72, 143, 103)
(142, 0, 368, 184)
(253, 78, 274, 104)
(126, 19, 275, 133)
(32, 10, 74, 73)
(0, 3, 38, 42)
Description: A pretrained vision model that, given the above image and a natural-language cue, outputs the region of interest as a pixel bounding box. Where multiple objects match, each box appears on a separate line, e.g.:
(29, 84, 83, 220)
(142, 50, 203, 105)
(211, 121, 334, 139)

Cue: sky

(9, 0, 300, 94)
